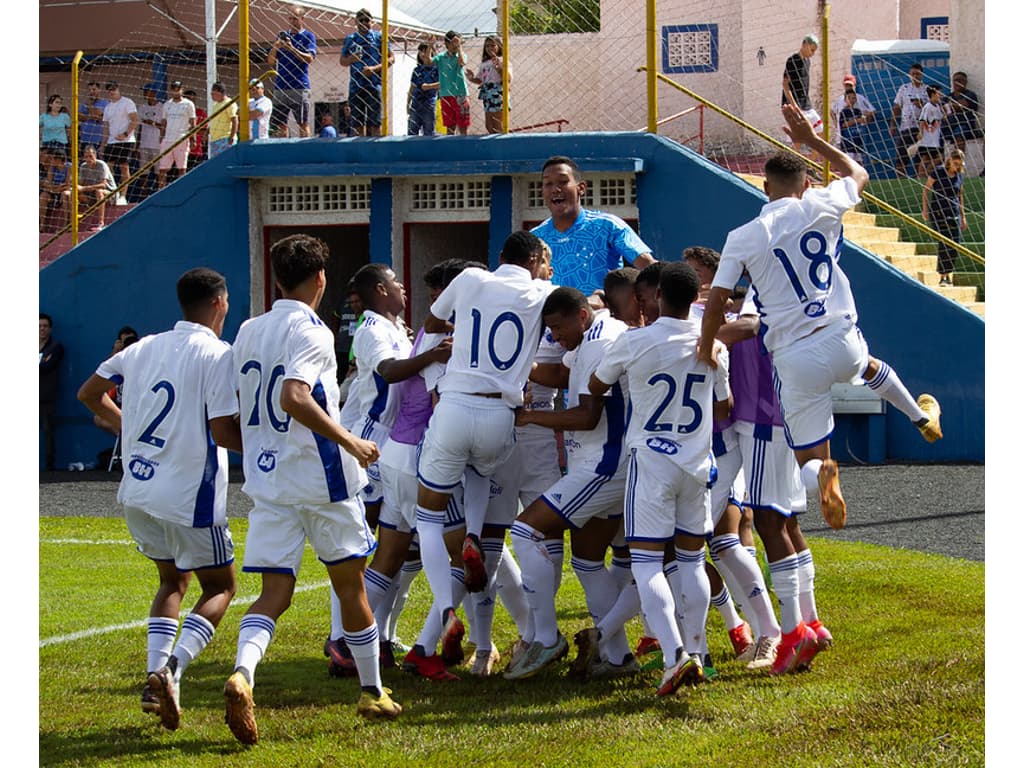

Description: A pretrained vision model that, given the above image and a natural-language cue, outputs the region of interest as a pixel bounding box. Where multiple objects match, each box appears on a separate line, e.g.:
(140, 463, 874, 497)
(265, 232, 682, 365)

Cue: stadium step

(859, 240, 919, 257)
(39, 202, 135, 269)
(844, 224, 900, 243)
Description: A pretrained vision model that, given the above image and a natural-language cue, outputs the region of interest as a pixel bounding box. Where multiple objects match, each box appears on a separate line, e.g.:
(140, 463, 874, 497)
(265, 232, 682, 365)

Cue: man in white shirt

(247, 79, 273, 140)
(225, 234, 399, 745)
(890, 62, 928, 178)
(699, 105, 942, 534)
(830, 74, 875, 150)
(158, 81, 196, 189)
(77, 268, 241, 732)
(99, 81, 139, 199)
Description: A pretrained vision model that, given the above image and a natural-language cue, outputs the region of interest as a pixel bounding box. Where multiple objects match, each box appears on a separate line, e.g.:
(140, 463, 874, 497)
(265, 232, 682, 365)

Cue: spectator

(781, 34, 821, 157)
(922, 148, 967, 287)
(40, 95, 71, 152)
(100, 82, 139, 203)
(338, 100, 356, 137)
(136, 84, 163, 196)
(268, 6, 318, 138)
(318, 112, 338, 138)
(407, 42, 440, 136)
(890, 62, 928, 178)
(829, 74, 875, 152)
(39, 148, 71, 232)
(157, 81, 196, 189)
(434, 31, 471, 136)
(466, 36, 510, 135)
(77, 144, 117, 231)
(93, 326, 139, 436)
(207, 82, 239, 158)
(943, 71, 983, 155)
(39, 312, 64, 471)
(247, 80, 273, 140)
(184, 90, 207, 168)
(838, 90, 868, 162)
(78, 82, 108, 158)
(915, 85, 945, 179)
(339, 8, 394, 137)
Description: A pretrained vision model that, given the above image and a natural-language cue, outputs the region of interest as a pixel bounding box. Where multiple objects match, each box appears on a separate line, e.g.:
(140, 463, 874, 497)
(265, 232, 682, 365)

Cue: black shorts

(270, 88, 312, 132)
(104, 142, 134, 166)
(918, 145, 942, 160)
(350, 88, 382, 128)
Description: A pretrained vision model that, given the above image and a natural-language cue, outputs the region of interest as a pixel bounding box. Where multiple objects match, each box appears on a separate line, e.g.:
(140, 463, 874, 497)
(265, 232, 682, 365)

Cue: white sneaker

(115, 194, 128, 206)
(469, 648, 501, 677)
(746, 634, 781, 671)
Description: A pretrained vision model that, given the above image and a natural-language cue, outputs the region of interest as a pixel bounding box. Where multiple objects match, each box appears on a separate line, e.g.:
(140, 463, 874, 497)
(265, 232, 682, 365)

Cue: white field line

(39, 580, 331, 648)
(41, 538, 134, 545)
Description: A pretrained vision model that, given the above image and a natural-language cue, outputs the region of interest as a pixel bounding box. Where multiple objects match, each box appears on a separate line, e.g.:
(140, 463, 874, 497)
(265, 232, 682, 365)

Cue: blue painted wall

(40, 132, 983, 468)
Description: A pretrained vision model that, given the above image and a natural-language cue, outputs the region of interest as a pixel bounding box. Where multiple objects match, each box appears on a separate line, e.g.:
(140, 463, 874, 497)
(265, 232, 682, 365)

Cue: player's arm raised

(279, 379, 379, 467)
(781, 103, 868, 193)
(77, 374, 122, 434)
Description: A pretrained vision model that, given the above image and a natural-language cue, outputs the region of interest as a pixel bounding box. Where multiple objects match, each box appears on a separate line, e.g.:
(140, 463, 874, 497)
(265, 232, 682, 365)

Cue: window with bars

(267, 182, 371, 213)
(411, 180, 491, 210)
(662, 24, 718, 74)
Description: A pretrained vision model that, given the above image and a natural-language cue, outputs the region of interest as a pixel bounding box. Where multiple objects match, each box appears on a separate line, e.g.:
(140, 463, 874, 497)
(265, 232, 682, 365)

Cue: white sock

(595, 580, 639, 665)
(495, 545, 532, 640)
(630, 549, 683, 666)
(461, 469, 491, 540)
(469, 537, 505, 652)
(712, 535, 779, 638)
(147, 616, 178, 673)
(344, 622, 383, 695)
(710, 585, 744, 631)
(545, 537, 565, 593)
(796, 548, 820, 625)
(769, 555, 802, 634)
(865, 360, 927, 422)
(610, 554, 633, 590)
(390, 557, 421, 641)
(415, 568, 467, 655)
(571, 556, 619, 626)
(674, 547, 711, 657)
(364, 567, 397, 638)
(171, 613, 215, 683)
(416, 506, 454, 624)
(235, 614, 275, 687)
(800, 459, 823, 493)
(329, 590, 344, 641)
(510, 521, 559, 647)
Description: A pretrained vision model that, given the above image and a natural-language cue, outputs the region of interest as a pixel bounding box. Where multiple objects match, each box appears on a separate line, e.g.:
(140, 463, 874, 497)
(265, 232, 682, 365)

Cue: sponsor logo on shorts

(257, 450, 277, 472)
(646, 437, 680, 455)
(489, 480, 503, 498)
(128, 456, 157, 481)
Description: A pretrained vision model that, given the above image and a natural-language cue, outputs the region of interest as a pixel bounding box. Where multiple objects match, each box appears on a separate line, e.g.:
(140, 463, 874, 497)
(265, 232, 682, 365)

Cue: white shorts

(771, 319, 869, 450)
(514, 422, 563, 507)
(357, 418, 392, 505)
(243, 496, 376, 576)
(624, 448, 711, 541)
(710, 439, 743, 527)
(735, 421, 807, 517)
(417, 393, 515, 491)
(540, 460, 626, 530)
(158, 139, 189, 170)
(378, 439, 419, 533)
(124, 505, 233, 571)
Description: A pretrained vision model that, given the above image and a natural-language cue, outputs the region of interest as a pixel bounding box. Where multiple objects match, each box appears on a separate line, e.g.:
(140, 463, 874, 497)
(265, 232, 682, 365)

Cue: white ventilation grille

(412, 180, 492, 210)
(267, 181, 371, 213)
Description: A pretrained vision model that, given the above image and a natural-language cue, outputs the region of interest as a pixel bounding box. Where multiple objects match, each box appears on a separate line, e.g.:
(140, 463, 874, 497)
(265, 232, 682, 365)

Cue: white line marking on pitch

(39, 580, 331, 648)
(40, 538, 134, 545)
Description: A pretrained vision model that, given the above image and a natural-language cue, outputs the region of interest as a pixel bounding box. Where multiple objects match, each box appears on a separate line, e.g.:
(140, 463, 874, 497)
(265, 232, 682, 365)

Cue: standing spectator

(100, 82, 139, 203)
(829, 74, 875, 152)
(338, 100, 356, 137)
(407, 42, 439, 136)
(943, 71, 983, 155)
(838, 90, 868, 162)
(922, 149, 967, 286)
(77, 144, 117, 231)
(466, 36, 510, 135)
(433, 31, 471, 135)
(318, 112, 338, 138)
(531, 155, 655, 296)
(136, 85, 163, 196)
(79, 82, 108, 158)
(39, 95, 71, 152)
(39, 312, 64, 471)
(268, 6, 317, 138)
(339, 8, 394, 137)
(915, 85, 945, 179)
(157, 81, 196, 189)
(207, 82, 239, 158)
(39, 148, 71, 232)
(890, 62, 928, 178)
(184, 90, 207, 168)
(247, 80, 273, 140)
(781, 34, 821, 156)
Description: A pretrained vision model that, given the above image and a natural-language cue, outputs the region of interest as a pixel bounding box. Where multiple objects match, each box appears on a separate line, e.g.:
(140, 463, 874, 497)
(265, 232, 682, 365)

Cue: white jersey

(162, 98, 196, 142)
(893, 81, 928, 130)
(526, 326, 566, 410)
(233, 299, 367, 505)
(594, 316, 723, 482)
(713, 175, 860, 354)
(430, 263, 553, 407)
(563, 310, 628, 472)
(96, 321, 236, 527)
(350, 309, 412, 431)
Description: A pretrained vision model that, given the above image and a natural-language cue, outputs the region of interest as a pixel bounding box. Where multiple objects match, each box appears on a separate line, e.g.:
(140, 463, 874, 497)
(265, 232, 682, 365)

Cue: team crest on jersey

(803, 300, 826, 318)
(256, 450, 278, 473)
(646, 437, 680, 455)
(128, 456, 157, 481)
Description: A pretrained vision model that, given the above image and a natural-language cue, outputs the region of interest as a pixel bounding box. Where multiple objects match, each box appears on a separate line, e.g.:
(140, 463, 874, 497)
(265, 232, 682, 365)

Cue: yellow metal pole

(382, 1, 390, 136)
(502, 0, 510, 133)
(822, 3, 831, 181)
(239, 0, 250, 142)
(646, 0, 657, 133)
(71, 51, 83, 246)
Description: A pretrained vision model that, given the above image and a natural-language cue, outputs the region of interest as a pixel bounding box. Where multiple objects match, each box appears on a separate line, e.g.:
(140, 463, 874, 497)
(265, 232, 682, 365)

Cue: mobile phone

(278, 31, 289, 41)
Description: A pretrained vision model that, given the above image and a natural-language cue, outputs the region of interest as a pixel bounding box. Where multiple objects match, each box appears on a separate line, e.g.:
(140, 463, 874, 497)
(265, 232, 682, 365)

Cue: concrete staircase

(737, 174, 984, 318)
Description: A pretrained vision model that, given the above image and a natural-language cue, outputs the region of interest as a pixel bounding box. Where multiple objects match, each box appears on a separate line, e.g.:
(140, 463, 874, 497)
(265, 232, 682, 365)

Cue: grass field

(39, 516, 984, 767)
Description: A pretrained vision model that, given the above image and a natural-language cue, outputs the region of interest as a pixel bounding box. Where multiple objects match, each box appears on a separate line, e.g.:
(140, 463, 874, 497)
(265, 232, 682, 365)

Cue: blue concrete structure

(39, 131, 983, 469)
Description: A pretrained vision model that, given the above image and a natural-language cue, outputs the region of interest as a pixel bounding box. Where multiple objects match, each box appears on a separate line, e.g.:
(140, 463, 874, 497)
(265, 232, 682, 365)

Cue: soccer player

(590, 262, 729, 696)
(404, 230, 551, 680)
(225, 234, 399, 745)
(77, 268, 241, 731)
(506, 286, 631, 680)
(699, 104, 942, 532)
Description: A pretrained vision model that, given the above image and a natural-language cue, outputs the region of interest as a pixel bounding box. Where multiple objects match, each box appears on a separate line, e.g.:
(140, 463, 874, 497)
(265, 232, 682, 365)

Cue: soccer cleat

(468, 648, 501, 677)
(571, 627, 601, 677)
(656, 653, 705, 696)
(747, 634, 781, 671)
(702, 653, 719, 681)
(402, 646, 459, 681)
(808, 619, 833, 651)
(391, 636, 412, 655)
(440, 609, 466, 667)
(148, 666, 181, 731)
(324, 636, 358, 678)
(224, 671, 258, 745)
(379, 639, 399, 671)
(462, 534, 488, 593)
(727, 621, 754, 658)
(635, 635, 661, 658)
(503, 638, 530, 674)
(588, 653, 641, 680)
(502, 634, 568, 680)
(141, 683, 161, 716)
(769, 623, 818, 676)
(356, 687, 402, 721)
(916, 394, 943, 443)
(817, 459, 847, 530)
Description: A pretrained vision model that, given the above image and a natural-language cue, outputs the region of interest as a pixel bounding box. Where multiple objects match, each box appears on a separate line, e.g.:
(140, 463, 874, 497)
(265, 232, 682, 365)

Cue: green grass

(39, 517, 984, 767)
